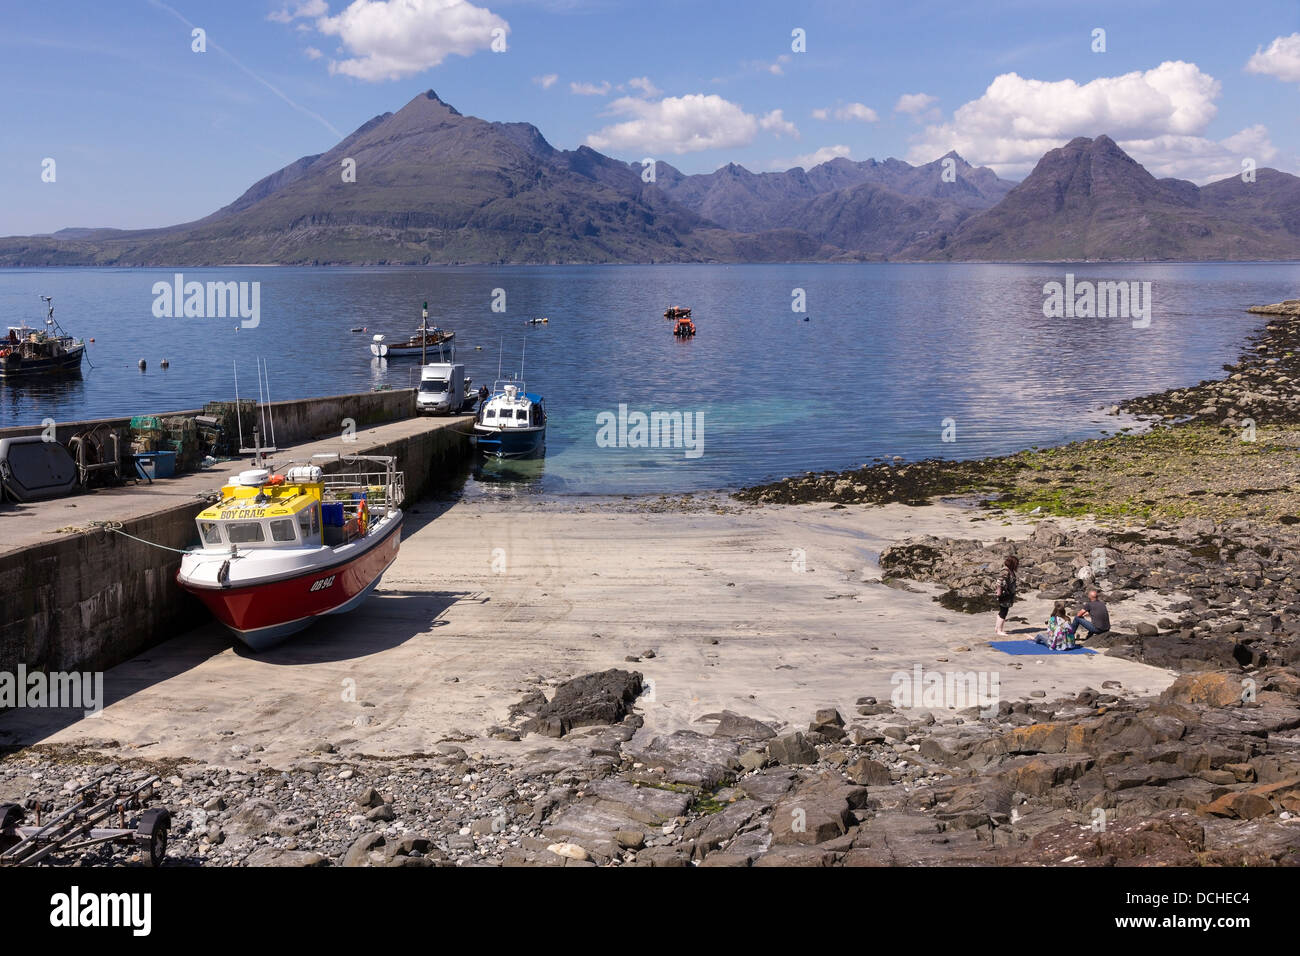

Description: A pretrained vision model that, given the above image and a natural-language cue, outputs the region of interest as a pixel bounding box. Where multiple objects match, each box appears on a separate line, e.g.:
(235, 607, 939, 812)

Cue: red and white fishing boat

(177, 453, 404, 650)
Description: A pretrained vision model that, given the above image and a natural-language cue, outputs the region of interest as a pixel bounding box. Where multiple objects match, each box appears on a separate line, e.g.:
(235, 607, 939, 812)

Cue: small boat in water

(672, 314, 696, 337)
(370, 328, 455, 359)
(370, 300, 455, 359)
(664, 306, 691, 320)
(176, 454, 404, 649)
(0, 297, 85, 380)
(474, 379, 546, 458)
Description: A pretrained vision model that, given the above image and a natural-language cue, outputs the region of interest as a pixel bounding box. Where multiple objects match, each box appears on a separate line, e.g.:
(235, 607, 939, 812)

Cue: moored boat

(473, 380, 546, 458)
(0, 297, 85, 380)
(176, 454, 404, 649)
(370, 328, 455, 358)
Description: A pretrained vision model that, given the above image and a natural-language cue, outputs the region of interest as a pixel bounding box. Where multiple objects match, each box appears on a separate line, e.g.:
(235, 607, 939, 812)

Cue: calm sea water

(2, 263, 1297, 494)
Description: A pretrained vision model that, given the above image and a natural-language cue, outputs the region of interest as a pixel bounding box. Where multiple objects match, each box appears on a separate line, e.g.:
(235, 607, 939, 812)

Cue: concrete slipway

(0, 485, 1179, 766)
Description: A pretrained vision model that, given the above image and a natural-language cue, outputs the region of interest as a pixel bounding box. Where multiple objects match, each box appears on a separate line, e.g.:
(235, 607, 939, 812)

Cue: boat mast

(421, 301, 428, 365)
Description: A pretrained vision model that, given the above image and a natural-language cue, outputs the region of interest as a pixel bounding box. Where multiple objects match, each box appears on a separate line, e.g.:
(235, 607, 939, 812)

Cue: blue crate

(134, 451, 176, 480)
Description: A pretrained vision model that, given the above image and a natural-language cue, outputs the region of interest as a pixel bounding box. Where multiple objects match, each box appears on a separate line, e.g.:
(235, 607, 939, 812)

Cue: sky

(1, 0, 1298, 235)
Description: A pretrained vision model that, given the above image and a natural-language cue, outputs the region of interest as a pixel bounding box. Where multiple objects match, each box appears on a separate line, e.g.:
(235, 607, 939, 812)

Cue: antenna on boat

(234, 359, 278, 464)
(260, 358, 270, 444)
(233, 360, 246, 452)
(261, 357, 277, 450)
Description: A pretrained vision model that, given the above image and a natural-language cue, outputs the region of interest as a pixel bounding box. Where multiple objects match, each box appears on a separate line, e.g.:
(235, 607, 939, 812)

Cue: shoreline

(1, 303, 1298, 868)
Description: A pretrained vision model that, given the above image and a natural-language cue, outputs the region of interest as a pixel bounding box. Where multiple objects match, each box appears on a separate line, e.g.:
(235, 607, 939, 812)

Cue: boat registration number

(310, 575, 337, 592)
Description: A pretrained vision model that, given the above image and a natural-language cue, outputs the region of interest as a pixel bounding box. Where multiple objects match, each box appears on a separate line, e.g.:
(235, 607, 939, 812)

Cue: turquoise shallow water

(2, 262, 1297, 494)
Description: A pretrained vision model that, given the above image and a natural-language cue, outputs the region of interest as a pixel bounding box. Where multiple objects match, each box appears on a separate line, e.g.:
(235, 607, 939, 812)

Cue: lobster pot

(129, 415, 163, 456)
(161, 416, 201, 472)
(202, 400, 259, 455)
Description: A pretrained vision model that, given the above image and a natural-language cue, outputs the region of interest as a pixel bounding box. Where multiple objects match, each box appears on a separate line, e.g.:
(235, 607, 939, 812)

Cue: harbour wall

(0, 398, 472, 684)
(0, 387, 418, 450)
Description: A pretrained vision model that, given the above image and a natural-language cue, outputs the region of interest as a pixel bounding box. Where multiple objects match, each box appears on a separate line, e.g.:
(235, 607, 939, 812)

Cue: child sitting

(1034, 601, 1077, 650)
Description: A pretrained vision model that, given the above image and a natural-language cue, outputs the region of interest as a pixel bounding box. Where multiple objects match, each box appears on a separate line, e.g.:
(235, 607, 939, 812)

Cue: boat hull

(0, 345, 84, 379)
(177, 512, 403, 650)
(474, 425, 545, 459)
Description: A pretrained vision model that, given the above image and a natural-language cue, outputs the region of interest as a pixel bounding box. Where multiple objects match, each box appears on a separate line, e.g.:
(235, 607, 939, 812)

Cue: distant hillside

(1, 97, 1297, 265)
(906, 135, 1300, 261)
(649, 153, 1013, 255)
(0, 91, 832, 266)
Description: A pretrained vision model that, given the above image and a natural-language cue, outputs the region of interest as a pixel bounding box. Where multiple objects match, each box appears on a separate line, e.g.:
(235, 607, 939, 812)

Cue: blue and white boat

(474, 379, 546, 458)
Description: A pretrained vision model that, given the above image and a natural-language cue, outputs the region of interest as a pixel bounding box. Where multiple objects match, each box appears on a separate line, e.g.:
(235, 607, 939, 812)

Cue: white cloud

(304, 46, 323, 60)
(767, 54, 791, 76)
(1123, 126, 1279, 182)
(586, 94, 762, 155)
(533, 73, 558, 89)
(1246, 33, 1300, 83)
(316, 0, 508, 82)
(837, 102, 878, 122)
(759, 109, 800, 139)
(894, 92, 937, 114)
(812, 102, 879, 122)
(773, 144, 851, 170)
(906, 61, 1256, 181)
(627, 76, 661, 97)
(269, 0, 327, 23)
(570, 80, 611, 96)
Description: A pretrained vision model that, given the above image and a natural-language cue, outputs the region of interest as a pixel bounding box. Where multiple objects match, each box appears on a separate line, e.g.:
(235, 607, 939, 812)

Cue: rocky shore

(3, 661, 1298, 866)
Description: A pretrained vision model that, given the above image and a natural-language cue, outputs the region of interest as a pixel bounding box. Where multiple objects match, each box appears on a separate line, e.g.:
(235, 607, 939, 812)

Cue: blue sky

(2, 0, 1298, 235)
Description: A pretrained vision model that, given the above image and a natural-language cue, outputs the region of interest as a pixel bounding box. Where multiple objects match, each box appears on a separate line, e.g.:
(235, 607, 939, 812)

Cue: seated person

(1070, 588, 1111, 640)
(1034, 601, 1077, 650)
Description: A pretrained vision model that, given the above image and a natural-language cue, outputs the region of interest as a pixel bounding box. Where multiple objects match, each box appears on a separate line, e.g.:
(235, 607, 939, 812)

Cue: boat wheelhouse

(473, 380, 546, 459)
(176, 454, 404, 649)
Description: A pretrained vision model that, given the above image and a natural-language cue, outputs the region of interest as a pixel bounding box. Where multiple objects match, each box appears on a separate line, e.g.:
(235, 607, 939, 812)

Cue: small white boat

(473, 380, 546, 458)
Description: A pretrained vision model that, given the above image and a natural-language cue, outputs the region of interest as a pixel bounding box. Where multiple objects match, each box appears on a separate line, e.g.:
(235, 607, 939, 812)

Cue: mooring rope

(89, 521, 194, 554)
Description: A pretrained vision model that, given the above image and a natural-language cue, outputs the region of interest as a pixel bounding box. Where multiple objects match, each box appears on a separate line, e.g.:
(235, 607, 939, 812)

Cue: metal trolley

(0, 773, 172, 867)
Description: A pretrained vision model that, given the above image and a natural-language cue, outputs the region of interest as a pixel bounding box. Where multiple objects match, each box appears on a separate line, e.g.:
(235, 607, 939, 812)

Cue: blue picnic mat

(989, 640, 1096, 656)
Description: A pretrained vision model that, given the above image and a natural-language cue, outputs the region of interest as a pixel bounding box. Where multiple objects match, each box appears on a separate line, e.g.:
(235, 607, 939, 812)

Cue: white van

(416, 362, 469, 415)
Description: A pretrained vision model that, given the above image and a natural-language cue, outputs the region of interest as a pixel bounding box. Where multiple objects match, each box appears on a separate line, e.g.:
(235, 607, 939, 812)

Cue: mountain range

(2, 90, 1297, 265)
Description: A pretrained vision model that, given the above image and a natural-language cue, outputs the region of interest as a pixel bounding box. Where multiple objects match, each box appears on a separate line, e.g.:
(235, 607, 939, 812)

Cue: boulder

(845, 756, 892, 787)
(768, 732, 819, 766)
(523, 669, 643, 737)
(708, 711, 777, 740)
(1161, 672, 1246, 708)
